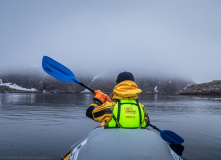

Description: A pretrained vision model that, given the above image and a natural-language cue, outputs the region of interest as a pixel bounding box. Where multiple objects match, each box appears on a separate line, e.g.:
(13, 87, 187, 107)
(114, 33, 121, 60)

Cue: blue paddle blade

(42, 56, 80, 83)
(160, 130, 184, 144)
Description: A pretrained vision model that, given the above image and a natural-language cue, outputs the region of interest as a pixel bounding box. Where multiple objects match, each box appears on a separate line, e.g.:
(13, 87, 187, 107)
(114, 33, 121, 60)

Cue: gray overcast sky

(0, 0, 221, 83)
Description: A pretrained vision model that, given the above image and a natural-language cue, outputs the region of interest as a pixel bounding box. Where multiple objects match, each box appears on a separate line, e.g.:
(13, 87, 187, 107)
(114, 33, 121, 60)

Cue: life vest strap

(112, 114, 123, 128)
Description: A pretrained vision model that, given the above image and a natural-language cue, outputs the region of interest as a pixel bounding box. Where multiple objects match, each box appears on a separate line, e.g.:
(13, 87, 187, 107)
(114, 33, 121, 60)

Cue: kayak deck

(63, 127, 182, 160)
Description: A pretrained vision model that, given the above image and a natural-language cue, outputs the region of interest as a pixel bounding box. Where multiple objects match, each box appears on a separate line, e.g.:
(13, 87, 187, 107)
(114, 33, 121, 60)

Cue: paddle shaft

(149, 124, 159, 131)
(79, 82, 95, 94)
(149, 124, 164, 133)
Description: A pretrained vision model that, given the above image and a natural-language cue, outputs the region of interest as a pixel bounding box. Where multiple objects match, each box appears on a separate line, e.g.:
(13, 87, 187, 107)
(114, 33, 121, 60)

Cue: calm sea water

(0, 93, 221, 160)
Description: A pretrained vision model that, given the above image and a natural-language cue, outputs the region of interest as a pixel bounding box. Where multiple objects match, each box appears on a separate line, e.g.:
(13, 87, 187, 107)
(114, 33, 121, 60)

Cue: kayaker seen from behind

(86, 71, 150, 128)
(42, 57, 184, 160)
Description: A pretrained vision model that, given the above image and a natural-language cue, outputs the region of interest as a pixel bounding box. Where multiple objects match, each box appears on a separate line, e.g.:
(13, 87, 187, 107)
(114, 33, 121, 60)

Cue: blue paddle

(42, 56, 95, 93)
(42, 56, 184, 145)
(149, 124, 184, 144)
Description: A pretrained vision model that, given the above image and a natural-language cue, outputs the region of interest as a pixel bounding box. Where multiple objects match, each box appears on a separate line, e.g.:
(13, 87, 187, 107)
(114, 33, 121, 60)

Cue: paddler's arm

(86, 99, 102, 120)
(86, 90, 111, 121)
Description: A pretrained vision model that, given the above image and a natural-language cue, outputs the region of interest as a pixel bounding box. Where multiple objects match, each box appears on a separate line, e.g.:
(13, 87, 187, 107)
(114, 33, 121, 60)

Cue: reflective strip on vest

(106, 99, 146, 128)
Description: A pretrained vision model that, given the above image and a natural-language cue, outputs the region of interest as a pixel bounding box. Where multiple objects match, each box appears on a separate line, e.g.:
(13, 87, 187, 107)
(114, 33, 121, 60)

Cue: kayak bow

(62, 127, 183, 160)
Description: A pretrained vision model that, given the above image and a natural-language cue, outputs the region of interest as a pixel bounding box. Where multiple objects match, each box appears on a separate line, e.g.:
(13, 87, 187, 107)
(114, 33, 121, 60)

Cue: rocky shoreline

(2, 71, 221, 96)
(0, 72, 193, 94)
(179, 80, 221, 95)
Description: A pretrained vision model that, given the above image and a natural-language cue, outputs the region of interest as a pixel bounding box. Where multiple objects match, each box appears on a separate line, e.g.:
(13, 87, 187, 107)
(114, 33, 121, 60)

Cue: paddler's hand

(93, 90, 111, 103)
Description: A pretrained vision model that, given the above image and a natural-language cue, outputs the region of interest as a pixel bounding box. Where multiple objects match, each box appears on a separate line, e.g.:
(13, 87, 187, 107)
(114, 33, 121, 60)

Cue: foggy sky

(0, 0, 221, 83)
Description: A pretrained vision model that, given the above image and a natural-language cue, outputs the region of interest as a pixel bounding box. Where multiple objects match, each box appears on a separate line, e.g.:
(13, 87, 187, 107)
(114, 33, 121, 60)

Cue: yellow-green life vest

(105, 99, 147, 129)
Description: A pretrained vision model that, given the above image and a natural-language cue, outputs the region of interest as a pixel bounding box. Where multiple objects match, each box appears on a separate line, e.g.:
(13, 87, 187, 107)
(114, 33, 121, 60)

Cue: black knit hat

(116, 71, 134, 84)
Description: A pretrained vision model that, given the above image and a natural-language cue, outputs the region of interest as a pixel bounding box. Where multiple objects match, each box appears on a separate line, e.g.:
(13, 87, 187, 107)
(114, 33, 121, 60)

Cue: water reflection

(0, 93, 221, 160)
(0, 93, 36, 105)
(154, 94, 158, 102)
(0, 93, 94, 107)
(138, 94, 221, 116)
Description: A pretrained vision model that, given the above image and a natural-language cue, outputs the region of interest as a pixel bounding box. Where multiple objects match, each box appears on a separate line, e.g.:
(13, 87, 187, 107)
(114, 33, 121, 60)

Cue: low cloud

(0, 0, 221, 83)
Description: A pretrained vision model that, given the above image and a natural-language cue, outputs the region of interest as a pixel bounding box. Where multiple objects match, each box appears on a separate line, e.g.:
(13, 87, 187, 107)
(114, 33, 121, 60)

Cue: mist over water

(0, 0, 221, 83)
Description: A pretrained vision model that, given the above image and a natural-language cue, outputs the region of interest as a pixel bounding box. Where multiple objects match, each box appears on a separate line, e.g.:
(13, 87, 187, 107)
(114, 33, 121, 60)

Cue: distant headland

(179, 80, 221, 95)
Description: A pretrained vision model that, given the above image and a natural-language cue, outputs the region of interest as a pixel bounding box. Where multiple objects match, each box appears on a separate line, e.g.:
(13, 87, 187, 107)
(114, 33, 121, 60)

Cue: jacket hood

(112, 80, 142, 100)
